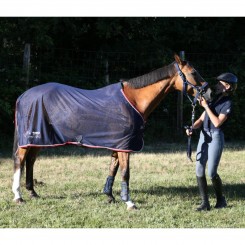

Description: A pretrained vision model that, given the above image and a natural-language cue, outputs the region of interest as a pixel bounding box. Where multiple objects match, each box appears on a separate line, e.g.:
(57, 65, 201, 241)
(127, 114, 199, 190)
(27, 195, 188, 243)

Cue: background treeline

(0, 17, 244, 147)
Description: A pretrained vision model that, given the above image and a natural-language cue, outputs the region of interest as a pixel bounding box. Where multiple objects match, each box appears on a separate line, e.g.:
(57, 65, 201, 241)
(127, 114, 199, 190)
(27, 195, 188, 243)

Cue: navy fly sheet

(15, 82, 145, 152)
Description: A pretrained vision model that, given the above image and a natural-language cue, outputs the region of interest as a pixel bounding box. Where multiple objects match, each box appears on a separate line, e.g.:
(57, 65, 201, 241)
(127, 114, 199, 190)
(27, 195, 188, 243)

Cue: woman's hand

(199, 96, 209, 109)
(185, 127, 193, 136)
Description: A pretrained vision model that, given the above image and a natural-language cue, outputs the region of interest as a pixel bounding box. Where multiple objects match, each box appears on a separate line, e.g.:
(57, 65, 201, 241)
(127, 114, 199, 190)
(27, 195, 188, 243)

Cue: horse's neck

(123, 78, 174, 120)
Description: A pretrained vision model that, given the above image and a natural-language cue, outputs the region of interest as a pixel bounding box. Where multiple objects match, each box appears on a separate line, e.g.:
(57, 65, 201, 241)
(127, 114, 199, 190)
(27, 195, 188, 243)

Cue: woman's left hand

(199, 96, 208, 109)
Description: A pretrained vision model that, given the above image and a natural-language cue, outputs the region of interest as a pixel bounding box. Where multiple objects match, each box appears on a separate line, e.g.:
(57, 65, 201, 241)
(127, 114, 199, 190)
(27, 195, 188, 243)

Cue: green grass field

(0, 142, 244, 228)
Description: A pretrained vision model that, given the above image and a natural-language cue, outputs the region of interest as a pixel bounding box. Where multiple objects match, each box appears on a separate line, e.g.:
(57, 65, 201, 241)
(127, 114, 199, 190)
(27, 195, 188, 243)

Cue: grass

(0, 142, 245, 228)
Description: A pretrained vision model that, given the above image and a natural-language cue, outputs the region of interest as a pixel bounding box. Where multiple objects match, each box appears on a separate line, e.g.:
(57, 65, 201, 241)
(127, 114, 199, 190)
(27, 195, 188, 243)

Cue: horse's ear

(174, 54, 184, 65)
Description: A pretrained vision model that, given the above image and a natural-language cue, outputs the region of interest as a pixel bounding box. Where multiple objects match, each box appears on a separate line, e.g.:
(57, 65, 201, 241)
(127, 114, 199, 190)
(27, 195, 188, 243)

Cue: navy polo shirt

(203, 96, 232, 131)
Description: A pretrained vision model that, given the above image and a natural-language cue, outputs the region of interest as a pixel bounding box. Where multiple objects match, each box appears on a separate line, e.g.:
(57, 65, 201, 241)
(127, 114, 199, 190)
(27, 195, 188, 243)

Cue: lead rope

(185, 103, 196, 162)
(174, 62, 208, 162)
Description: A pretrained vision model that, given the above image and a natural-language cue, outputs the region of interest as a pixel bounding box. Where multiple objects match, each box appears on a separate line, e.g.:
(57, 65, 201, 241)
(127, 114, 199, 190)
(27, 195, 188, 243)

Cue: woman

(186, 72, 238, 211)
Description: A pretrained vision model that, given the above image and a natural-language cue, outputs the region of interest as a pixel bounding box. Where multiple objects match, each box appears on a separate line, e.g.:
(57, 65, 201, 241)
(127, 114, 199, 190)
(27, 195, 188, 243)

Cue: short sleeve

(220, 100, 232, 115)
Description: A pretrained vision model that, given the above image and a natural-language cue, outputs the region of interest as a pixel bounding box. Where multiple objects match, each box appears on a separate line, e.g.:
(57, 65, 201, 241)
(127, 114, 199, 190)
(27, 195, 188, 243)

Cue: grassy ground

(0, 142, 244, 228)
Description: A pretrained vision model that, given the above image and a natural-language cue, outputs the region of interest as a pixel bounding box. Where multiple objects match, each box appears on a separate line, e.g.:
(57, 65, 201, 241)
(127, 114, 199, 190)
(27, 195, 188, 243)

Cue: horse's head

(174, 54, 212, 103)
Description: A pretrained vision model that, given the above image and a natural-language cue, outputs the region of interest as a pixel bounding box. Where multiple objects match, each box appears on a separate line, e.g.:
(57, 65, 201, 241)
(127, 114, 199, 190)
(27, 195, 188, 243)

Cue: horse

(12, 54, 212, 210)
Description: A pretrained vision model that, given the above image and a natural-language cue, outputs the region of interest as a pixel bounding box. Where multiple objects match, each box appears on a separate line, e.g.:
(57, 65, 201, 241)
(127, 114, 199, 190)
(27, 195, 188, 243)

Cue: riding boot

(211, 174, 227, 209)
(196, 176, 211, 211)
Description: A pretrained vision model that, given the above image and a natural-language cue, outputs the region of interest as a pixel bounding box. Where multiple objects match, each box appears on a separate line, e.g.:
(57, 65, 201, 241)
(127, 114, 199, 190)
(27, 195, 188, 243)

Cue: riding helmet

(216, 72, 238, 94)
(216, 72, 238, 83)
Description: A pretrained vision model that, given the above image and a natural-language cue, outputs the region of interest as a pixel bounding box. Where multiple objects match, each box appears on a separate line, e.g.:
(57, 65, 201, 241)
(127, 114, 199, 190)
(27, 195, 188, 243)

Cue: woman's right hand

(186, 127, 193, 136)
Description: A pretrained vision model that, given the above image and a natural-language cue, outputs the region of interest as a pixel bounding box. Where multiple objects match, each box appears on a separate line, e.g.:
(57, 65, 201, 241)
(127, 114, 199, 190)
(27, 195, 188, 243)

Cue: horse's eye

(187, 71, 197, 78)
(190, 70, 197, 76)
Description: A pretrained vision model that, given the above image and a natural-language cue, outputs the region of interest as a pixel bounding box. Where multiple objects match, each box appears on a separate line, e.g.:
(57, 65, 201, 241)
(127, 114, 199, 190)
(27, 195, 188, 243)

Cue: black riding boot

(211, 174, 227, 209)
(196, 176, 211, 211)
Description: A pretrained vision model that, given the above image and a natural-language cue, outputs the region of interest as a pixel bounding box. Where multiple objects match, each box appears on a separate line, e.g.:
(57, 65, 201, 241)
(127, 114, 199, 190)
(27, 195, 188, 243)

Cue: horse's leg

(118, 152, 137, 210)
(12, 147, 30, 204)
(103, 151, 119, 203)
(26, 147, 40, 199)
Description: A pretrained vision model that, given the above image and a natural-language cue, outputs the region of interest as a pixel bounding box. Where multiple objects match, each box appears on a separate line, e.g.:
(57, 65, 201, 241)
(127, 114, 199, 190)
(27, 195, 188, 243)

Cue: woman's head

(215, 72, 238, 95)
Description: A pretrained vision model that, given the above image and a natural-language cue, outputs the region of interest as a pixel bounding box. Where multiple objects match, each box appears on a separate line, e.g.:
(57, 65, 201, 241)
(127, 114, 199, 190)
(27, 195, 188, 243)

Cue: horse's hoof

(107, 196, 115, 204)
(14, 198, 25, 204)
(28, 189, 40, 199)
(30, 193, 40, 199)
(127, 205, 138, 211)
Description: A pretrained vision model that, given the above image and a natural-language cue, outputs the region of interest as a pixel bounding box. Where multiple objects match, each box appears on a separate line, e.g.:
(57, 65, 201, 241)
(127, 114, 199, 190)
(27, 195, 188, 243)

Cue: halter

(174, 62, 209, 107)
(174, 62, 209, 162)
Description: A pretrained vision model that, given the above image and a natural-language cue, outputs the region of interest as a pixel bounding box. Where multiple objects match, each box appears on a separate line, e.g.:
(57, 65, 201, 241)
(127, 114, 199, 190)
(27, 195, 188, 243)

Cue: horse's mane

(127, 62, 176, 89)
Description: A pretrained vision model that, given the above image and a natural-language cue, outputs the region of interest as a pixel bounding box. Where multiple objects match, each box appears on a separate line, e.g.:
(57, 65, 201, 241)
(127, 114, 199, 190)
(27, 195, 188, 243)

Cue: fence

(0, 44, 243, 142)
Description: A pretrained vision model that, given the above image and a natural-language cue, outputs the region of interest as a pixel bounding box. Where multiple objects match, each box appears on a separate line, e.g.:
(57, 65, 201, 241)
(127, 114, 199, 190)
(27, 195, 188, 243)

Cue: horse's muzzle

(202, 87, 213, 102)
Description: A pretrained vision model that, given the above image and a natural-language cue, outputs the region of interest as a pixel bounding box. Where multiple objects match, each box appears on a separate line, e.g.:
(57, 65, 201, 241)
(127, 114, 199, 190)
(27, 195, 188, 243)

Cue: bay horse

(12, 54, 212, 210)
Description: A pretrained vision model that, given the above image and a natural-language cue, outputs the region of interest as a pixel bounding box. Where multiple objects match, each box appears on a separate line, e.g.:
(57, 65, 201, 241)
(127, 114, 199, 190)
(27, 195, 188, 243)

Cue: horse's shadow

(133, 183, 245, 200)
(33, 183, 244, 208)
(60, 183, 244, 203)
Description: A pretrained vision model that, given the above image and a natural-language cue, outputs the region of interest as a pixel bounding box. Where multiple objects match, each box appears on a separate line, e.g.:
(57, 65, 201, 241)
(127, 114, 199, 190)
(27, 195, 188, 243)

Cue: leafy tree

(0, 17, 244, 143)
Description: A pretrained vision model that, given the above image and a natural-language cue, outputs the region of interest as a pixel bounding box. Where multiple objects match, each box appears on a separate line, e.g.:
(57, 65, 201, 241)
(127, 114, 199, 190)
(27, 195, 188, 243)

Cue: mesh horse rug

(16, 82, 145, 152)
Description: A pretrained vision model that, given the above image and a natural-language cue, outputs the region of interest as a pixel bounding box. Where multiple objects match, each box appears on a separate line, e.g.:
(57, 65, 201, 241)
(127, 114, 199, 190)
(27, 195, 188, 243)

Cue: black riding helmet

(216, 72, 238, 94)
(216, 72, 238, 83)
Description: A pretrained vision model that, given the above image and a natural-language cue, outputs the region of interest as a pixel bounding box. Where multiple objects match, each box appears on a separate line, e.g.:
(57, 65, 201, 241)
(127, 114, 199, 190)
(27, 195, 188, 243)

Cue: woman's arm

(186, 112, 205, 136)
(199, 97, 228, 128)
(192, 112, 205, 129)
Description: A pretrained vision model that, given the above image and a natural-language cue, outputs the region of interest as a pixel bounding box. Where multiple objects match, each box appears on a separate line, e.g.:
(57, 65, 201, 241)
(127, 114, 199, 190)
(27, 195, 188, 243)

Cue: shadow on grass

(75, 183, 245, 202)
(24, 181, 244, 208)
(37, 182, 241, 208)
(133, 183, 245, 200)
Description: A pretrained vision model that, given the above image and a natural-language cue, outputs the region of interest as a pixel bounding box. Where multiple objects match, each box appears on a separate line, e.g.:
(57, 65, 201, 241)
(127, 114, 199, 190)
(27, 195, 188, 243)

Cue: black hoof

(28, 189, 40, 199)
(196, 203, 211, 211)
(15, 198, 25, 204)
(105, 194, 115, 204)
(30, 193, 40, 199)
(108, 196, 116, 204)
(108, 197, 115, 204)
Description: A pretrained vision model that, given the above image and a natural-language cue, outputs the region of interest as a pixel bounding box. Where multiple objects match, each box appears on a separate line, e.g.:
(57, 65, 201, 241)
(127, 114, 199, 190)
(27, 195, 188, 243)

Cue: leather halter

(174, 62, 209, 106)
